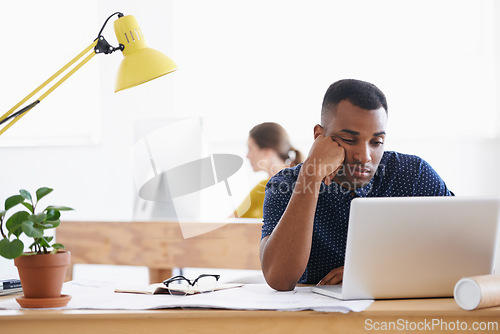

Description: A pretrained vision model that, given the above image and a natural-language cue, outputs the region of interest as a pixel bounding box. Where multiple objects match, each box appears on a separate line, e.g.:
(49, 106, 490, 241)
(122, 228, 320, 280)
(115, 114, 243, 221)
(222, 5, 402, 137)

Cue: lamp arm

(0, 39, 98, 136)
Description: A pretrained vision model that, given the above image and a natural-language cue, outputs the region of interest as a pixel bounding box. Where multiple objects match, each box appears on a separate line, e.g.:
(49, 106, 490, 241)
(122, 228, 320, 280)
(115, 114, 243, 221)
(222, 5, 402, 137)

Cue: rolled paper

(454, 274, 500, 310)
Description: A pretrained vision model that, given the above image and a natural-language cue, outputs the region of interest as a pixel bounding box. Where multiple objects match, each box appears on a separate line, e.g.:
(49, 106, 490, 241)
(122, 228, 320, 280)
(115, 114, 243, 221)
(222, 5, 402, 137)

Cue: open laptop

(311, 196, 500, 300)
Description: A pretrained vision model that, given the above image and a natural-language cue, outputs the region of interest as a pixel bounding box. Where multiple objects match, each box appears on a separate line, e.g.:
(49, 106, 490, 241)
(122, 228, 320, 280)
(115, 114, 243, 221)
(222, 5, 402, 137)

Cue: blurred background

(1, 0, 499, 282)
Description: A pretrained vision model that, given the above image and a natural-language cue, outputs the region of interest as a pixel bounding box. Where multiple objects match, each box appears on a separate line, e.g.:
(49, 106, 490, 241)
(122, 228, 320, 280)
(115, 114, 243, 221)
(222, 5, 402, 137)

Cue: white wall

(1, 0, 500, 275)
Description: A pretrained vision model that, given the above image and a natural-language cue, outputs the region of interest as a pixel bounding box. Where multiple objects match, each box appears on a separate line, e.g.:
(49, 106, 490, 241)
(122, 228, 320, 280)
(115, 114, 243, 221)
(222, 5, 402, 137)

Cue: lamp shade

(114, 15, 177, 92)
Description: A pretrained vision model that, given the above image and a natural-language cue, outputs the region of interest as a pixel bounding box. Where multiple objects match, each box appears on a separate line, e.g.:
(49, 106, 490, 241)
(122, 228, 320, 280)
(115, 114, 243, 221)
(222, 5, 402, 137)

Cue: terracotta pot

(14, 250, 70, 299)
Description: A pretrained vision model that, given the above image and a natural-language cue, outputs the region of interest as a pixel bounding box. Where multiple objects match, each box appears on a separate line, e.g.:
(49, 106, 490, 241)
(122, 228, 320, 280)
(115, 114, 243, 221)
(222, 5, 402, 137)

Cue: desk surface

(21, 221, 500, 333)
(1, 295, 500, 334)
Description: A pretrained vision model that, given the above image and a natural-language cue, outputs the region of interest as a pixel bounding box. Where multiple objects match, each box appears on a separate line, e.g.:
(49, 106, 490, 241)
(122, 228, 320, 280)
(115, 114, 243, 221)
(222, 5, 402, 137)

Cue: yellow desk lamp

(0, 12, 177, 136)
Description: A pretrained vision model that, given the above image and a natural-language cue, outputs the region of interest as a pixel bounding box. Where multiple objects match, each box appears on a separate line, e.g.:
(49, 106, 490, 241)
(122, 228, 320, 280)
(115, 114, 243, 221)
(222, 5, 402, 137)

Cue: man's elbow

(269, 282, 296, 292)
(262, 272, 297, 291)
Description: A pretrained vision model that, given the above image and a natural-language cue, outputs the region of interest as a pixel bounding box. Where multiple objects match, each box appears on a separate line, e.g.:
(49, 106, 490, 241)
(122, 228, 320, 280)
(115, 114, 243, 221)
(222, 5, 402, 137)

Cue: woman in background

(235, 122, 303, 218)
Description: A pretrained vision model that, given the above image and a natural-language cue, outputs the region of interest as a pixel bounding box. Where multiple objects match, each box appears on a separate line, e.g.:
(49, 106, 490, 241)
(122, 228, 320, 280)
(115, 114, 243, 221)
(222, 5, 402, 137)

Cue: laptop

(311, 196, 500, 300)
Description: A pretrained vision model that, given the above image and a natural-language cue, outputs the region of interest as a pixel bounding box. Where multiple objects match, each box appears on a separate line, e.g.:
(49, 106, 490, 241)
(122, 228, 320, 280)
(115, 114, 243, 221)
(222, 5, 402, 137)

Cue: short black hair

(321, 79, 388, 124)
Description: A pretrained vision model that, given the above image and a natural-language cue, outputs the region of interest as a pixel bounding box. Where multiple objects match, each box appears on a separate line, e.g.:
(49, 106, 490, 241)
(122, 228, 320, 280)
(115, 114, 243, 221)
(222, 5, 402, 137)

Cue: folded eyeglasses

(163, 274, 220, 295)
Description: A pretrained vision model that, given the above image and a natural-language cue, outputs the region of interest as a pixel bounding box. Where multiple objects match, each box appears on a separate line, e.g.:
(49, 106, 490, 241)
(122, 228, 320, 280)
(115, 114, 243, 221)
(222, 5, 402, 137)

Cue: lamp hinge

(94, 36, 124, 54)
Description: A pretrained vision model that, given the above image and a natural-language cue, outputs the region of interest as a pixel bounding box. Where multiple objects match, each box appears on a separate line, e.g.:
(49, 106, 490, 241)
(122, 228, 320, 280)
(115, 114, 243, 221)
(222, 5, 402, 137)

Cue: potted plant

(0, 187, 73, 308)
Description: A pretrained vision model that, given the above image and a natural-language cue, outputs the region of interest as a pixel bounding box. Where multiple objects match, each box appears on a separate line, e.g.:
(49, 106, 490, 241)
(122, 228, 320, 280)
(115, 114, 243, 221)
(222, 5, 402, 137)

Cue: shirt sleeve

(261, 170, 296, 239)
(415, 159, 454, 196)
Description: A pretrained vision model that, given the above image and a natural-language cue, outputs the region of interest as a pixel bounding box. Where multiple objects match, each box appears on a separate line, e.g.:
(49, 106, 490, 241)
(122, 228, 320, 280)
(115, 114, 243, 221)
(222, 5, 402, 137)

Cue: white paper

(0, 280, 373, 313)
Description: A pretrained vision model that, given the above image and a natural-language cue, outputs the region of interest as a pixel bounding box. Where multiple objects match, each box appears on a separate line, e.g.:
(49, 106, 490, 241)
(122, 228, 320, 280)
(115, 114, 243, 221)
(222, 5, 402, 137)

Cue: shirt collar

(329, 167, 379, 201)
(352, 177, 374, 198)
(321, 179, 373, 203)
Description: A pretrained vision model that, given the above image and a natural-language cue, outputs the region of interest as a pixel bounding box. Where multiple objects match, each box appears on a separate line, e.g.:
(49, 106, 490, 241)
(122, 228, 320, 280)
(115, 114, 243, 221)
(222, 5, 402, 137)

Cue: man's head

(316, 79, 388, 190)
(321, 79, 388, 125)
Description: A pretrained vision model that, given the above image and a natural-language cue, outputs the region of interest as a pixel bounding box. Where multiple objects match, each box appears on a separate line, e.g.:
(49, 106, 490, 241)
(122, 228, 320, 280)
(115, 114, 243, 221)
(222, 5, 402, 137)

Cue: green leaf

(28, 213, 47, 225)
(0, 210, 5, 218)
(5, 195, 25, 211)
(21, 221, 44, 238)
(45, 205, 73, 211)
(21, 202, 34, 213)
(51, 243, 65, 250)
(35, 187, 53, 202)
(0, 238, 24, 259)
(39, 237, 51, 248)
(6, 211, 30, 237)
(46, 209, 61, 221)
(44, 219, 60, 229)
(19, 189, 32, 202)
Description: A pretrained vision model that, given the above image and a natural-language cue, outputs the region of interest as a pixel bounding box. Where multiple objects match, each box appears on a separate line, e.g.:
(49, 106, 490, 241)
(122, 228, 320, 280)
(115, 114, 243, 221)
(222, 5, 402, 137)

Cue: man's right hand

(303, 125, 345, 185)
(317, 266, 344, 285)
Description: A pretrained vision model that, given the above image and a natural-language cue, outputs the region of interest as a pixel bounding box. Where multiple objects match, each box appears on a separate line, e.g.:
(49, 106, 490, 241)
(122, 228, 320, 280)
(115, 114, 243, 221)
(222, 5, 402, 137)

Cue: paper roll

(454, 274, 500, 310)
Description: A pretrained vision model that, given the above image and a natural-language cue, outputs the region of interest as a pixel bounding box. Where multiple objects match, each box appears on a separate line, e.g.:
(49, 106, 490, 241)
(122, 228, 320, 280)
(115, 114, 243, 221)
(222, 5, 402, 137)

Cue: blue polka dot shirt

(261, 151, 454, 284)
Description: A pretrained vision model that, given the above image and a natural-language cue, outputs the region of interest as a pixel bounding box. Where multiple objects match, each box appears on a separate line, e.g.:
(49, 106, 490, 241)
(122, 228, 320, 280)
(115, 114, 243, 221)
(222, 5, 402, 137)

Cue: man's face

(323, 100, 388, 189)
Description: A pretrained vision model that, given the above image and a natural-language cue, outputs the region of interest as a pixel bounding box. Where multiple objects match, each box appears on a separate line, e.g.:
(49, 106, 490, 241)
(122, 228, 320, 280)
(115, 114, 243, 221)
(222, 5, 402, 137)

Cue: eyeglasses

(163, 274, 220, 295)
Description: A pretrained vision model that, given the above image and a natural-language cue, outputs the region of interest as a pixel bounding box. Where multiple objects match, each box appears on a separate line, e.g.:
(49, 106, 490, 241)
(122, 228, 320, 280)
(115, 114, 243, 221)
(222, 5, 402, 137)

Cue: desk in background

(57, 220, 263, 283)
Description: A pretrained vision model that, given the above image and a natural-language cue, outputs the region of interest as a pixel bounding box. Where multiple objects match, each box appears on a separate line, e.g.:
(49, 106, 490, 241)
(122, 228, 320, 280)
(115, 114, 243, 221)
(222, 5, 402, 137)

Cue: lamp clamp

(94, 36, 124, 55)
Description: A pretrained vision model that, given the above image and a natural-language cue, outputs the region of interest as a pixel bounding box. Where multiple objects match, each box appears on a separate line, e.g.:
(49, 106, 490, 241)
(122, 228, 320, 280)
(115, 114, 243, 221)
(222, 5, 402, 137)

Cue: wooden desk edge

(2, 297, 500, 318)
(2, 297, 500, 334)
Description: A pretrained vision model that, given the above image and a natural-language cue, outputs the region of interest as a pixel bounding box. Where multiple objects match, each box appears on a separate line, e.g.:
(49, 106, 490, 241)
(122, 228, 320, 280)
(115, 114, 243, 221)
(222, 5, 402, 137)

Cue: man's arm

(260, 125, 344, 291)
(260, 169, 322, 291)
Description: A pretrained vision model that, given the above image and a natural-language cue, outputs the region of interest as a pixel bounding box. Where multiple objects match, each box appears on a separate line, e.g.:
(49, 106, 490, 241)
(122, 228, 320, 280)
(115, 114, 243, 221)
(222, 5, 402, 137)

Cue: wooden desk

(1, 296, 499, 334)
(57, 220, 263, 283)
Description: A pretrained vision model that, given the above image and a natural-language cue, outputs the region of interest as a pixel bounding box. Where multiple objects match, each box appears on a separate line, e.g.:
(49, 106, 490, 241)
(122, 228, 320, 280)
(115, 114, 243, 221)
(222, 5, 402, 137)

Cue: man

(260, 79, 453, 291)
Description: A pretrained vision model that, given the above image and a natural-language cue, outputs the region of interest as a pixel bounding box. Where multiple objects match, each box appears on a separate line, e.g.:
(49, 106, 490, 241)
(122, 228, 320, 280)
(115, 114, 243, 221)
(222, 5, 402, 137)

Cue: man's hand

(303, 125, 345, 185)
(317, 266, 344, 285)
